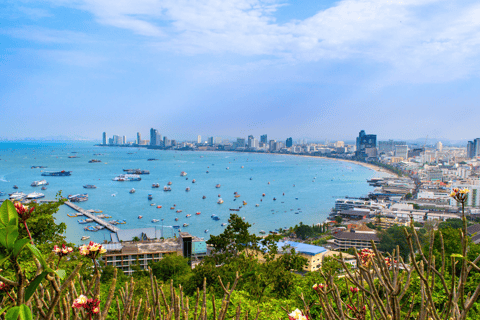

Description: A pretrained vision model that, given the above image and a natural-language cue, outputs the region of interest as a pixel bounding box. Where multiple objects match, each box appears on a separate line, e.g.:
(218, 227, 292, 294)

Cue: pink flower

(78, 241, 107, 259)
(0, 281, 8, 291)
(72, 295, 100, 316)
(312, 283, 326, 292)
(53, 244, 73, 257)
(14, 202, 34, 222)
(359, 248, 375, 266)
(350, 287, 359, 294)
(288, 309, 309, 320)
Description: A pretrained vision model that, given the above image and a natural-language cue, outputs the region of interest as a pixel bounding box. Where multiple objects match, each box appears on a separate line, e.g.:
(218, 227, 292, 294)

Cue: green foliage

(438, 218, 468, 230)
(378, 225, 425, 260)
(150, 253, 192, 285)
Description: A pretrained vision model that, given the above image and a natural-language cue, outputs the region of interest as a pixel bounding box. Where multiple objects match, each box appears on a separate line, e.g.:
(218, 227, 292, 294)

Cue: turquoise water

(0, 141, 391, 244)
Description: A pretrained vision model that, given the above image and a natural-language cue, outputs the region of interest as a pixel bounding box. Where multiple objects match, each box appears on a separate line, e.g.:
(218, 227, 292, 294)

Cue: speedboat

(243, 201, 247, 205)
(83, 185, 97, 189)
(152, 219, 159, 223)
(152, 183, 160, 188)
(216, 184, 221, 188)
(148, 194, 153, 200)
(176, 210, 182, 213)
(221, 223, 227, 226)
(81, 236, 90, 241)
(217, 199, 224, 204)
(180, 171, 187, 176)
(183, 223, 189, 227)
(31, 180, 48, 187)
(192, 179, 196, 183)
(164, 186, 172, 191)
(130, 188, 136, 193)
(185, 187, 190, 192)
(167, 181, 172, 185)
(138, 215, 143, 219)
(157, 205, 162, 208)
(202, 195, 206, 199)
(255, 204, 259, 207)
(186, 214, 191, 217)
(41, 186, 47, 190)
(196, 212, 201, 215)
(175, 217, 179, 221)
(259, 230, 266, 234)
(13, 185, 19, 189)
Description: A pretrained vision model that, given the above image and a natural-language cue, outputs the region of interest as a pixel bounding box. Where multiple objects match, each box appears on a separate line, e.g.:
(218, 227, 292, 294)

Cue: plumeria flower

(312, 283, 327, 292)
(359, 248, 375, 267)
(288, 308, 309, 320)
(72, 295, 88, 308)
(350, 287, 359, 294)
(53, 244, 73, 257)
(14, 202, 34, 222)
(450, 188, 470, 203)
(384, 257, 398, 268)
(78, 241, 107, 259)
(72, 295, 100, 316)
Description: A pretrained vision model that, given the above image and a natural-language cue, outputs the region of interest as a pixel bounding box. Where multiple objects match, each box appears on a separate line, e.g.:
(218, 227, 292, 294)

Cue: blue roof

(278, 241, 327, 256)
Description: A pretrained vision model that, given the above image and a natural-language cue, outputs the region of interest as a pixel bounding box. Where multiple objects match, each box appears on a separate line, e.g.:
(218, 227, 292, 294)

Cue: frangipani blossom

(78, 241, 107, 259)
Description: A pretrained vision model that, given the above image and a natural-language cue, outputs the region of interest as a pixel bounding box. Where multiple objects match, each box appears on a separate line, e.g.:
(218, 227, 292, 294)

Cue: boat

(273, 197, 276, 201)
(88, 159, 101, 163)
(183, 223, 189, 227)
(226, 167, 229, 170)
(215, 184, 221, 188)
(67, 213, 78, 217)
(229, 208, 240, 211)
(268, 182, 270, 185)
(42, 171, 71, 176)
(196, 212, 201, 215)
(176, 210, 182, 213)
(68, 193, 88, 202)
(259, 230, 266, 234)
(262, 193, 265, 197)
(68, 156, 78, 158)
(173, 225, 180, 229)
(186, 214, 191, 217)
(83, 185, 97, 189)
(123, 169, 150, 174)
(157, 205, 162, 208)
(204, 229, 209, 233)
(112, 174, 141, 181)
(152, 183, 160, 188)
(192, 179, 196, 183)
(97, 214, 111, 218)
(31, 166, 47, 169)
(130, 188, 136, 194)
(243, 201, 247, 205)
(180, 171, 187, 176)
(202, 195, 206, 199)
(111, 194, 116, 197)
(150, 203, 155, 206)
(175, 218, 179, 221)
(81, 236, 90, 241)
(84, 226, 97, 232)
(221, 223, 227, 226)
(250, 177, 252, 180)
(255, 204, 259, 207)
(212, 216, 220, 221)
(26, 192, 45, 200)
(164, 186, 172, 191)
(170, 207, 175, 210)
(31, 180, 48, 187)
(138, 215, 143, 219)
(147, 158, 158, 161)
(185, 187, 190, 192)
(241, 166, 244, 168)
(206, 171, 209, 173)
(41, 186, 47, 190)
(13, 185, 18, 189)
(234, 195, 241, 198)
(217, 199, 224, 204)
(167, 181, 172, 185)
(78, 219, 93, 224)
(152, 219, 159, 223)
(148, 194, 153, 200)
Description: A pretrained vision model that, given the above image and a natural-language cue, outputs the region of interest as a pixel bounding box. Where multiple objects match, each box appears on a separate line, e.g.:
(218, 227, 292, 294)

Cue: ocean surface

(0, 141, 391, 244)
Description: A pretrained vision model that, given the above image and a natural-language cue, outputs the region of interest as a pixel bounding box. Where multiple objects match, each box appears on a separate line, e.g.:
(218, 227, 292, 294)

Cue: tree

(295, 224, 315, 240)
(150, 254, 191, 285)
(405, 192, 413, 200)
(334, 216, 343, 224)
(378, 225, 426, 260)
(438, 218, 467, 230)
(132, 236, 140, 242)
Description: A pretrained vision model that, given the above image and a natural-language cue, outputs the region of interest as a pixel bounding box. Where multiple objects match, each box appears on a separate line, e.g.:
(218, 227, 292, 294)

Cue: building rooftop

(334, 231, 380, 242)
(278, 241, 328, 256)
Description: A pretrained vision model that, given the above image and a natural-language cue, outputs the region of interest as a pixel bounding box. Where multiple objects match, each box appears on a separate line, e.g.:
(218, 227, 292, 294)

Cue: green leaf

(0, 252, 10, 266)
(25, 244, 52, 272)
(0, 306, 8, 316)
(25, 271, 49, 303)
(451, 253, 465, 259)
(0, 200, 18, 228)
(5, 307, 20, 320)
(13, 238, 30, 258)
(18, 305, 33, 320)
(55, 269, 66, 280)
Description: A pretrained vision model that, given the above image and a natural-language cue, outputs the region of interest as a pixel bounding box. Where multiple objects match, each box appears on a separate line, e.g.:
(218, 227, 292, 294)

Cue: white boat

(152, 219, 159, 223)
(112, 174, 141, 181)
(31, 180, 48, 187)
(217, 198, 224, 204)
(129, 188, 135, 193)
(26, 192, 45, 200)
(259, 230, 266, 234)
(81, 236, 90, 241)
(9, 192, 27, 200)
(180, 171, 187, 176)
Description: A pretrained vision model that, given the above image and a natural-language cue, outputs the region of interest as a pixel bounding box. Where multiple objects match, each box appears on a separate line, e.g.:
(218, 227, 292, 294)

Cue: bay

(0, 141, 391, 244)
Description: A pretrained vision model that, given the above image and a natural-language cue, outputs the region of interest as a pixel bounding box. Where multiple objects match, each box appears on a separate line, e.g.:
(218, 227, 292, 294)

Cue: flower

(288, 309, 309, 320)
(72, 295, 100, 316)
(350, 287, 359, 294)
(14, 202, 34, 222)
(312, 283, 326, 292)
(78, 241, 107, 259)
(53, 244, 73, 258)
(0, 281, 8, 291)
(358, 248, 375, 266)
(384, 257, 398, 267)
(450, 188, 470, 203)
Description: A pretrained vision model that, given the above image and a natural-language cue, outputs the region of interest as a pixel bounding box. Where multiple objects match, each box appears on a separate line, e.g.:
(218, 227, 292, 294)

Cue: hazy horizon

(2, 1, 480, 141)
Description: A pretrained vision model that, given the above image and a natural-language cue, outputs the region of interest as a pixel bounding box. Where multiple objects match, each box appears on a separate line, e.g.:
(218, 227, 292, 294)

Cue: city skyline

(2, 1, 480, 140)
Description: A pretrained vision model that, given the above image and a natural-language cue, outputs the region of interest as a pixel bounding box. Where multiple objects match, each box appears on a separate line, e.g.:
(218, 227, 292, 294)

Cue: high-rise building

(475, 138, 480, 157)
(197, 135, 201, 144)
(163, 136, 170, 147)
(436, 141, 443, 152)
(215, 137, 222, 145)
(395, 145, 408, 160)
(236, 138, 246, 148)
(260, 134, 267, 144)
(356, 130, 377, 159)
(378, 140, 407, 153)
(467, 141, 475, 158)
(268, 140, 276, 151)
(102, 132, 107, 145)
(150, 129, 158, 146)
(208, 137, 214, 146)
(137, 132, 141, 145)
(248, 137, 258, 149)
(113, 135, 122, 145)
(286, 137, 293, 148)
(122, 136, 126, 145)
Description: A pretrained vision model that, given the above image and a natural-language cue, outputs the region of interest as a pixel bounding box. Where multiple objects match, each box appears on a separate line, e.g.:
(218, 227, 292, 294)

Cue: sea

(0, 141, 392, 245)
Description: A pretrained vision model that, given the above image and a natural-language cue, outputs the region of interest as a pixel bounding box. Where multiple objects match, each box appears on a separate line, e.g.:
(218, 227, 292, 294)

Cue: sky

(1, 0, 480, 143)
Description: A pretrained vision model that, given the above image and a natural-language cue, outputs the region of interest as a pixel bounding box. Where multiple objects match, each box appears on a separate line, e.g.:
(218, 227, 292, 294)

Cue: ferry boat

(129, 188, 135, 193)
(112, 174, 141, 181)
(31, 166, 47, 169)
(31, 180, 48, 187)
(152, 219, 159, 223)
(152, 183, 160, 188)
(185, 187, 190, 192)
(180, 171, 187, 176)
(123, 169, 150, 174)
(83, 185, 97, 189)
(164, 186, 172, 191)
(217, 199, 224, 204)
(88, 159, 101, 163)
(42, 171, 71, 176)
(68, 193, 88, 202)
(148, 194, 153, 200)
(26, 192, 45, 200)
(215, 184, 221, 188)
(81, 236, 90, 241)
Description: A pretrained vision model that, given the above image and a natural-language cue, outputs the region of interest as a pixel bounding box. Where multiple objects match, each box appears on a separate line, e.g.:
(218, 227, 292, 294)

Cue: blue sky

(1, 0, 480, 142)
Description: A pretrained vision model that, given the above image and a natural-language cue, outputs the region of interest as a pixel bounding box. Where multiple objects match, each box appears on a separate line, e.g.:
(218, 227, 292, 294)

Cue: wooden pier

(64, 201, 119, 232)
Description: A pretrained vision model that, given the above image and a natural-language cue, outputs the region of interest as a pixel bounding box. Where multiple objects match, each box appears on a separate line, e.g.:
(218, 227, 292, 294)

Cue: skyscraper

(102, 132, 107, 145)
(197, 135, 201, 144)
(122, 136, 126, 145)
(150, 128, 158, 146)
(260, 134, 267, 144)
(286, 137, 293, 148)
(137, 132, 141, 145)
(356, 130, 377, 159)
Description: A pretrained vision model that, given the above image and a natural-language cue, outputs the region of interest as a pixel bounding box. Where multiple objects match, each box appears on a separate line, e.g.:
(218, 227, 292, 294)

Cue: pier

(64, 201, 119, 232)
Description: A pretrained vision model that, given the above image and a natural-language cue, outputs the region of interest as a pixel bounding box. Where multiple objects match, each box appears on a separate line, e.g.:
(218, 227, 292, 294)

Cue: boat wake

(0, 175, 9, 182)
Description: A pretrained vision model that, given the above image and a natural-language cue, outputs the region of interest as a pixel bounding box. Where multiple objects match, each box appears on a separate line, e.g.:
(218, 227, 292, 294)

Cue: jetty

(64, 201, 119, 232)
